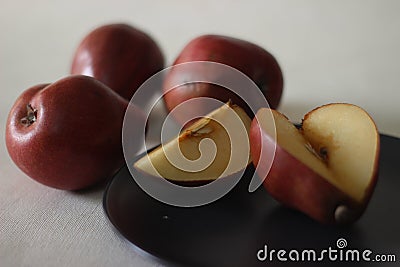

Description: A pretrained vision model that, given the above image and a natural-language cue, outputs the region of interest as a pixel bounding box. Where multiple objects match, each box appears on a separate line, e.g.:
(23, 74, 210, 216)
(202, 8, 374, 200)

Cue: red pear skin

(5, 75, 142, 190)
(249, 114, 379, 224)
(163, 35, 283, 122)
(71, 23, 164, 101)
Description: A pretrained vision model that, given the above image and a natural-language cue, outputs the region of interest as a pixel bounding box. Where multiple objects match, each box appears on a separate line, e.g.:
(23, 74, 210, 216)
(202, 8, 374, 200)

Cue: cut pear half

(258, 103, 379, 203)
(134, 102, 252, 184)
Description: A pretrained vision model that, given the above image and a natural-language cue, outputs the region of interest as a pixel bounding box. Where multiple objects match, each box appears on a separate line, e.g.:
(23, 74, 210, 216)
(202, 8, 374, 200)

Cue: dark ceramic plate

(103, 134, 400, 267)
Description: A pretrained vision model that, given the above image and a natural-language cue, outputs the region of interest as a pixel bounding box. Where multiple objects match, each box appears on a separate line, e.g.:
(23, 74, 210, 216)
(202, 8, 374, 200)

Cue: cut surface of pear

(134, 102, 252, 183)
(258, 103, 379, 203)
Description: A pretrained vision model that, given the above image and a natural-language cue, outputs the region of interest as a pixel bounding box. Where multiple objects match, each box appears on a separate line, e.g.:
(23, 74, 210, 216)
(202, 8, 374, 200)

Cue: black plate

(103, 134, 400, 267)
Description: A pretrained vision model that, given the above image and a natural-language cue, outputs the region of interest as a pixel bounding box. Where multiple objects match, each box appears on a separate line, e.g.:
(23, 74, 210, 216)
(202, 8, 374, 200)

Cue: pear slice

(134, 102, 252, 184)
(250, 103, 380, 224)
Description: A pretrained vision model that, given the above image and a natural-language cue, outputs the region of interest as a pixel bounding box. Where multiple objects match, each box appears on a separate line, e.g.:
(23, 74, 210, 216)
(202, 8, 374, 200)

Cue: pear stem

(20, 104, 37, 127)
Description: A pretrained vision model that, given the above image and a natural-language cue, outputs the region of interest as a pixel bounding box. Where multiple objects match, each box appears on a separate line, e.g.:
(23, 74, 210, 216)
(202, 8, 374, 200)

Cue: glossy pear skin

(163, 34, 283, 122)
(251, 123, 354, 224)
(5, 75, 136, 190)
(71, 23, 164, 100)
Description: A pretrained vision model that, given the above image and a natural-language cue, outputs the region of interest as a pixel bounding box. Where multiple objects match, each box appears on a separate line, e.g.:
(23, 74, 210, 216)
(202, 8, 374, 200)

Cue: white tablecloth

(1, 1, 399, 266)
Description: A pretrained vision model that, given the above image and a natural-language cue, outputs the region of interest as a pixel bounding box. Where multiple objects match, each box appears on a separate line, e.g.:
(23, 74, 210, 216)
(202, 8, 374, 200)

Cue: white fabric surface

(1, 1, 400, 266)
(0, 174, 163, 267)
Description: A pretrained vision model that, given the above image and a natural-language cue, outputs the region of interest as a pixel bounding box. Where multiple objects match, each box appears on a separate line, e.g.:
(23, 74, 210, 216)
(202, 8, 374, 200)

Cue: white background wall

(1, 0, 399, 137)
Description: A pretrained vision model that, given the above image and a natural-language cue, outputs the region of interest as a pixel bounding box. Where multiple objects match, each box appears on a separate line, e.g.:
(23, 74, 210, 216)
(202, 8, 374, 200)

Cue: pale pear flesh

(134, 103, 252, 182)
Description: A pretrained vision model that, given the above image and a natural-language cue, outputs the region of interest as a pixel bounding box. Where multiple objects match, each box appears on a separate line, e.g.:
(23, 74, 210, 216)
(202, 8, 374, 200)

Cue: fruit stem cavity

(20, 104, 37, 127)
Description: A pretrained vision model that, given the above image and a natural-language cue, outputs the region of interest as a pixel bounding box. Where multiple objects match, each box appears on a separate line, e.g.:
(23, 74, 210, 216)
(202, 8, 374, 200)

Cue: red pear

(163, 34, 283, 124)
(6, 75, 145, 190)
(71, 23, 164, 100)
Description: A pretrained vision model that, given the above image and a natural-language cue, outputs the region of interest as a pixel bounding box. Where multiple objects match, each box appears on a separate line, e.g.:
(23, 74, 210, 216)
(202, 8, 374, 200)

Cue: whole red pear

(163, 34, 283, 123)
(5, 75, 144, 190)
(71, 23, 164, 100)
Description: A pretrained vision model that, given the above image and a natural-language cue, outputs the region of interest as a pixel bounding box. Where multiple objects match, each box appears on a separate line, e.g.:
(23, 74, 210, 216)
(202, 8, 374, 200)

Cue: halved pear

(134, 102, 252, 185)
(250, 103, 380, 224)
